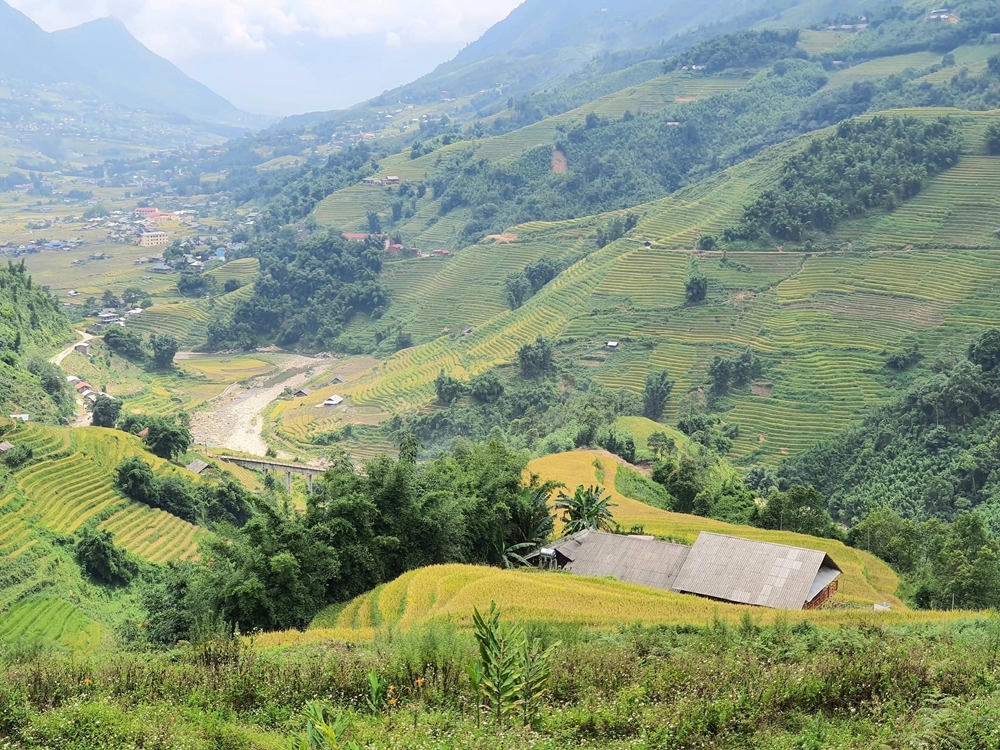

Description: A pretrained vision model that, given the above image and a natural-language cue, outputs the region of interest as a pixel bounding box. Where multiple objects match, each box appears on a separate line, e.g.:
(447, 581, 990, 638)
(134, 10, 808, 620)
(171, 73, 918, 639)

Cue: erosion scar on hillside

(191, 354, 332, 456)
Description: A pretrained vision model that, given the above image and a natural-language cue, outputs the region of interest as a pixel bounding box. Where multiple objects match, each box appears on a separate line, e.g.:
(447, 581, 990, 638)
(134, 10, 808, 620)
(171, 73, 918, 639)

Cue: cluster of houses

(294, 388, 345, 408)
(89, 306, 142, 332)
(361, 176, 401, 187)
(927, 8, 959, 22)
(66, 376, 111, 406)
(339, 232, 451, 258)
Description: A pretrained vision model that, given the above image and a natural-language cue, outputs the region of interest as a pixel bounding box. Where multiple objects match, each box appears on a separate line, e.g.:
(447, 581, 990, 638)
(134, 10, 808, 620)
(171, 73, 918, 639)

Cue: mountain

(367, 0, 894, 106)
(0, 1, 252, 127)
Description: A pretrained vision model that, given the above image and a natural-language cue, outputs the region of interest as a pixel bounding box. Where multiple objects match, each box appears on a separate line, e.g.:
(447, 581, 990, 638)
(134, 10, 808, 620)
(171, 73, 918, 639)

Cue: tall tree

(643, 370, 674, 421)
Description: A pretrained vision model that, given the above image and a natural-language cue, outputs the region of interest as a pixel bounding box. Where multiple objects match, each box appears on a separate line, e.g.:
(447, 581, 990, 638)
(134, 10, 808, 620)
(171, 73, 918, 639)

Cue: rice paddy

(0, 595, 103, 653)
(2, 423, 203, 563)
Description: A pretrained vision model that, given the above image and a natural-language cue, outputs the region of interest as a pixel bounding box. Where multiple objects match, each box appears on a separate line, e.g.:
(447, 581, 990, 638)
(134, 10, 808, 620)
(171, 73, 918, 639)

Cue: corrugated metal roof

(548, 530, 692, 591)
(186, 459, 210, 475)
(671, 532, 841, 610)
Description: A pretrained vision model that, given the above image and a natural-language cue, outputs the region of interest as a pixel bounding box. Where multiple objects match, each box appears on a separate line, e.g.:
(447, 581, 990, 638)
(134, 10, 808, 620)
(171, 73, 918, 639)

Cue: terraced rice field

(99, 504, 203, 562)
(8, 427, 203, 563)
(796, 30, 854, 55)
(824, 52, 940, 88)
(205, 257, 260, 284)
(127, 284, 255, 347)
(0, 595, 103, 652)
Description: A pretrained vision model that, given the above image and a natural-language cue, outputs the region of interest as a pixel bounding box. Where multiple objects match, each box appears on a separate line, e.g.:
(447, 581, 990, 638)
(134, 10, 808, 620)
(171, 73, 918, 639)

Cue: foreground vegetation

(3, 616, 1000, 748)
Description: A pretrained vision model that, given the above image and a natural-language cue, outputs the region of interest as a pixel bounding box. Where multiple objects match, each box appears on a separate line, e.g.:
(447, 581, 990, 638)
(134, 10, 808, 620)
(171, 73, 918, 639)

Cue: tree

(91, 395, 121, 428)
(434, 370, 466, 404)
(471, 371, 505, 404)
(75, 528, 137, 586)
(685, 274, 708, 304)
(698, 234, 717, 251)
(102, 289, 118, 307)
(523, 257, 557, 291)
(647, 431, 677, 459)
(149, 334, 179, 368)
(968, 328, 1000, 371)
(103, 327, 146, 359)
(643, 370, 674, 421)
(144, 417, 193, 460)
(115, 457, 156, 505)
(655, 458, 703, 515)
(555, 485, 617, 534)
(504, 273, 532, 310)
(223, 278, 242, 293)
(707, 356, 733, 393)
(367, 211, 382, 234)
(753, 485, 839, 539)
(517, 336, 554, 378)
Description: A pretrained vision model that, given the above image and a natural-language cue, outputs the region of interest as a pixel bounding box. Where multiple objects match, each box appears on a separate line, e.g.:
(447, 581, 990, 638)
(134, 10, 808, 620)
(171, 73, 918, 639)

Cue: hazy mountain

(366, 0, 893, 106)
(0, 0, 252, 127)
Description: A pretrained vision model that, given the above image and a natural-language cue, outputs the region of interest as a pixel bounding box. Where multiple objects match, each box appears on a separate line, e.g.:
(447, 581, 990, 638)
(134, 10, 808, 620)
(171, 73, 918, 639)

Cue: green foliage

(287, 702, 360, 750)
(668, 29, 803, 73)
(595, 428, 637, 464)
(91, 395, 121, 428)
(503, 256, 560, 309)
(102, 327, 146, 360)
(1, 443, 33, 470)
(74, 527, 137, 587)
(176, 272, 217, 298)
(216, 229, 387, 352)
(596, 213, 638, 248)
(115, 456, 252, 527)
(517, 336, 554, 378)
(708, 349, 763, 393)
(752, 485, 842, 540)
(726, 116, 963, 242)
(142, 416, 192, 460)
(471, 603, 557, 726)
(643, 370, 674, 420)
(434, 370, 466, 405)
(781, 328, 1000, 527)
(685, 273, 708, 304)
(556, 485, 617, 534)
(143, 439, 537, 637)
(849, 508, 1000, 610)
(148, 334, 179, 368)
(986, 122, 1000, 156)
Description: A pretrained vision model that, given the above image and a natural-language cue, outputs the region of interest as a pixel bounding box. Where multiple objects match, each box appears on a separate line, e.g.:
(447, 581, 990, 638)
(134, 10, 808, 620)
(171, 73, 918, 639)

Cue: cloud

(8, 0, 522, 59)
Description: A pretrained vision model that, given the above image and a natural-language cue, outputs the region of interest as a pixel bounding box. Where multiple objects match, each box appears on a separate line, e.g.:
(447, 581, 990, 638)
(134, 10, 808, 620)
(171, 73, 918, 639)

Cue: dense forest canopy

(213, 230, 388, 351)
(781, 329, 1000, 533)
(725, 116, 963, 242)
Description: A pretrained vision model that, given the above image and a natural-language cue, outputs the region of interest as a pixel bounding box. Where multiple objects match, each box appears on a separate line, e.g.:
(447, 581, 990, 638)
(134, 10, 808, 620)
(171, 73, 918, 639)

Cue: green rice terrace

(302, 109, 1000, 465)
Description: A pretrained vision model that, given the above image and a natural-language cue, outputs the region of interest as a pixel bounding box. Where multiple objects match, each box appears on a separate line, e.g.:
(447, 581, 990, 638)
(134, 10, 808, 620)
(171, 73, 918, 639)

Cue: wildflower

(84, 679, 92, 685)
(415, 678, 425, 687)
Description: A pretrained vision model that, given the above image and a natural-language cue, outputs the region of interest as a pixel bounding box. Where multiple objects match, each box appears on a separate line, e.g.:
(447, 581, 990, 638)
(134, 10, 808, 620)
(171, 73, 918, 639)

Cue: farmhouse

(294, 388, 313, 398)
(324, 395, 345, 407)
(534, 530, 842, 611)
(152, 263, 173, 274)
(342, 233, 370, 242)
(74, 342, 90, 356)
(186, 459, 209, 475)
(0, 442, 15, 454)
(607, 341, 619, 350)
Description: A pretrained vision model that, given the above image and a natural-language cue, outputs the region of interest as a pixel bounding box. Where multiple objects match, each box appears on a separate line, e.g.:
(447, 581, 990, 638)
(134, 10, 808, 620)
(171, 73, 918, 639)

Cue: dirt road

(50, 331, 96, 366)
(191, 354, 328, 456)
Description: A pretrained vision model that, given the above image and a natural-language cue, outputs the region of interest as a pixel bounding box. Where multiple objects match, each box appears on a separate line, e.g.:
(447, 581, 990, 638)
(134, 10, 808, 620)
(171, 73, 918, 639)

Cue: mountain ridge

(0, 0, 254, 127)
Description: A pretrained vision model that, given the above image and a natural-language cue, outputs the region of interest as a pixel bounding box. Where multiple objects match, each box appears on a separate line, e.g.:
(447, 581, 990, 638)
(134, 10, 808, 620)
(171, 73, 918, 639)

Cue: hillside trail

(191, 353, 333, 456)
(50, 331, 95, 366)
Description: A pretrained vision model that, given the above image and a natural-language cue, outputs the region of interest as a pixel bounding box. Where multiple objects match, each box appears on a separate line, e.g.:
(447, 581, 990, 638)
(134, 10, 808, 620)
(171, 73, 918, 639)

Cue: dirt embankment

(191, 354, 331, 456)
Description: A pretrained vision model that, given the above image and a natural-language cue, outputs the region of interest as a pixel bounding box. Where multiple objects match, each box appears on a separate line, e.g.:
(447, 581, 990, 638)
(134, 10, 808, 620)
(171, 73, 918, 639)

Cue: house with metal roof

(533, 529, 841, 611)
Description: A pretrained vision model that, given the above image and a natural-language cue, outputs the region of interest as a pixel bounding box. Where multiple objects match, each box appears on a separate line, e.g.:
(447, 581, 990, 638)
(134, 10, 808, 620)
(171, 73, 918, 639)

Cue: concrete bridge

(219, 456, 325, 492)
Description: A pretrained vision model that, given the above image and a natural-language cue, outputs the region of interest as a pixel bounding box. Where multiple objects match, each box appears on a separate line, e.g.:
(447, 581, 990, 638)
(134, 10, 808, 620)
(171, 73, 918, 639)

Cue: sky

(8, 0, 524, 115)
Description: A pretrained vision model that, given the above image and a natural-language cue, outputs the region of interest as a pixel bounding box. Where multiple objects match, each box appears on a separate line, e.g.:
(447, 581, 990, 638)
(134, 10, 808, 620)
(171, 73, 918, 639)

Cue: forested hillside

(0, 262, 73, 422)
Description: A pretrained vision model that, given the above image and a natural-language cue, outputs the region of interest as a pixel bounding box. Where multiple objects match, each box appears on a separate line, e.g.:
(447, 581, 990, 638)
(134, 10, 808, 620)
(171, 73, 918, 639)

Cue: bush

(75, 527, 137, 586)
